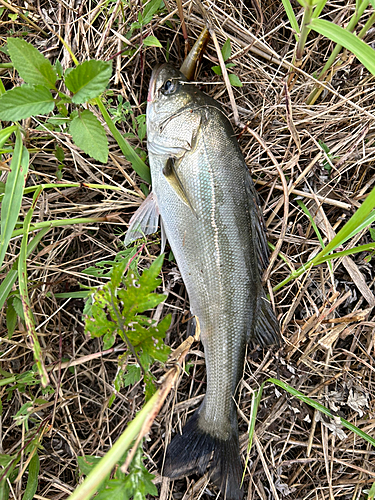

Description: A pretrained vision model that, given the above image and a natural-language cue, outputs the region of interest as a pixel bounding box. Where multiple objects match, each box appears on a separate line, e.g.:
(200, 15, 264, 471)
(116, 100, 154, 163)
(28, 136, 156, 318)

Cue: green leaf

(0, 125, 17, 148)
(138, 254, 164, 293)
(22, 453, 40, 500)
(77, 456, 102, 476)
(141, 0, 162, 25)
(124, 365, 141, 387)
(7, 38, 57, 89)
(69, 109, 109, 163)
(309, 18, 375, 76)
(12, 294, 24, 320)
(65, 60, 112, 104)
(221, 38, 231, 61)
(228, 73, 243, 87)
(369, 227, 375, 241)
(6, 298, 18, 338)
(55, 59, 63, 79)
(0, 131, 28, 269)
(211, 65, 222, 75)
(0, 85, 55, 121)
(54, 144, 65, 163)
(143, 35, 162, 48)
(136, 114, 146, 141)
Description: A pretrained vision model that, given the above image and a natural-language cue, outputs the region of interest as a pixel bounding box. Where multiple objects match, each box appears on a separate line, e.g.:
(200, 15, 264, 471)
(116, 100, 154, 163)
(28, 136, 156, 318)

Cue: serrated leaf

(69, 109, 109, 163)
(143, 35, 162, 48)
(65, 60, 112, 104)
(221, 38, 231, 61)
(137, 254, 164, 293)
(0, 85, 55, 121)
(7, 38, 57, 89)
(228, 73, 243, 87)
(124, 365, 141, 387)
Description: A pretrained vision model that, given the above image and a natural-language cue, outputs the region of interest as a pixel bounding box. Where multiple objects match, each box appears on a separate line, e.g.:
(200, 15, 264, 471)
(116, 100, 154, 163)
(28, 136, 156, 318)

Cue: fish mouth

(147, 63, 164, 103)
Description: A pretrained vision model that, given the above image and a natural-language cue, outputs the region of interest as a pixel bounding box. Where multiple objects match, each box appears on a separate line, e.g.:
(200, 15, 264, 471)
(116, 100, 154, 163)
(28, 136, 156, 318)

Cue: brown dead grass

(1, 0, 375, 499)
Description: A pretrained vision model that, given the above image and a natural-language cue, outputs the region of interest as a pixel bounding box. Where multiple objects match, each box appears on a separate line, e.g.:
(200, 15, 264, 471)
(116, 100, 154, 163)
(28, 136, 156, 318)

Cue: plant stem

(296, 2, 314, 60)
(67, 390, 159, 500)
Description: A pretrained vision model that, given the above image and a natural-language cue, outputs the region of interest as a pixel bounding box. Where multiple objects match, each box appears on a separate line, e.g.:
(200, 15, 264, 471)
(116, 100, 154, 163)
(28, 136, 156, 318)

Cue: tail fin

(162, 409, 244, 500)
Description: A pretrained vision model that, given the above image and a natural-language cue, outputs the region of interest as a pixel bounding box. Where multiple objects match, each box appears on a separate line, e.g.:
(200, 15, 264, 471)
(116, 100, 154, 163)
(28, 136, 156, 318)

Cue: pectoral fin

(163, 158, 197, 218)
(124, 192, 161, 247)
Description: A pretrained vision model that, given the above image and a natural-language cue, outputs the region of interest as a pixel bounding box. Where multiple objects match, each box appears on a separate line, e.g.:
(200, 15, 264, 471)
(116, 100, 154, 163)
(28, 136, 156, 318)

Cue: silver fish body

(125, 64, 279, 499)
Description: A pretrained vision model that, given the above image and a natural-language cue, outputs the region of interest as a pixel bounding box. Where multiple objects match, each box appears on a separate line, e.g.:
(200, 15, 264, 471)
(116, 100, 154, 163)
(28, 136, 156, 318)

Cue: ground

(0, 1, 375, 499)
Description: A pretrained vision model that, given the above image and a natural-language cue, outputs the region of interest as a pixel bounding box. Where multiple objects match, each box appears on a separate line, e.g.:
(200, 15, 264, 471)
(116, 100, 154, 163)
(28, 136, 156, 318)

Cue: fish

(125, 64, 279, 499)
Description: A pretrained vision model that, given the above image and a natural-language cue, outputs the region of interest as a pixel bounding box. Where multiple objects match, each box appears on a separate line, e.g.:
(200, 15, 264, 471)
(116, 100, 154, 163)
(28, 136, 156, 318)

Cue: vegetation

(1, 0, 375, 499)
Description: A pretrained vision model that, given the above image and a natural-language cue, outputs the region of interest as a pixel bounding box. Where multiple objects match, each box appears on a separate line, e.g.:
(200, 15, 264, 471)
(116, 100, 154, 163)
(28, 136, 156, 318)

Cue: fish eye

(162, 79, 177, 95)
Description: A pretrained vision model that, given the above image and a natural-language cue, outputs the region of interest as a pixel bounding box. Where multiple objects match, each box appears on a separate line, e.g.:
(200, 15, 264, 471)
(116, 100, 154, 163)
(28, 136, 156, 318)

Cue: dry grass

(1, 0, 375, 499)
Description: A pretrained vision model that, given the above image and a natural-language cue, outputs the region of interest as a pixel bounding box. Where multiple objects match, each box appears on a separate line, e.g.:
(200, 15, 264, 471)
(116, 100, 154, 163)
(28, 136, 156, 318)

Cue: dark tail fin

(162, 409, 244, 500)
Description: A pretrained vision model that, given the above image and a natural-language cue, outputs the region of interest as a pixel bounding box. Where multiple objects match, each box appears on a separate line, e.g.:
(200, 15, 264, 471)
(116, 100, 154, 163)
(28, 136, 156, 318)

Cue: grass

(1, 0, 375, 499)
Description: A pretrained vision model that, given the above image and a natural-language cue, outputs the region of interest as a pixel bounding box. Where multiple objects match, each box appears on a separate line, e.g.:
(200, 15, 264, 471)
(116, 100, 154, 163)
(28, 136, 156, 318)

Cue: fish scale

(125, 64, 279, 499)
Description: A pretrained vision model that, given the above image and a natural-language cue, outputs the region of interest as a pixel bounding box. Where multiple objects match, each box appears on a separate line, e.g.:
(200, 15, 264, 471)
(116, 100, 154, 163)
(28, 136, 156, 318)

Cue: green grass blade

(267, 378, 375, 447)
(0, 130, 28, 269)
(242, 383, 265, 487)
(319, 186, 375, 257)
(18, 187, 49, 387)
(95, 97, 151, 183)
(312, 0, 328, 19)
(337, 209, 375, 247)
(10, 217, 106, 239)
(281, 0, 300, 37)
(52, 291, 91, 299)
(0, 125, 17, 148)
(274, 186, 375, 291)
(367, 481, 375, 500)
(0, 227, 50, 310)
(309, 18, 375, 75)
(296, 200, 325, 248)
(315, 242, 375, 264)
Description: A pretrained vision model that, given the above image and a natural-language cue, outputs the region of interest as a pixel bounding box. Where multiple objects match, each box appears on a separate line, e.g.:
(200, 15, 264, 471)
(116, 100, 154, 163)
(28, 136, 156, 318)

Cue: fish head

(147, 63, 212, 158)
